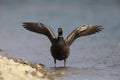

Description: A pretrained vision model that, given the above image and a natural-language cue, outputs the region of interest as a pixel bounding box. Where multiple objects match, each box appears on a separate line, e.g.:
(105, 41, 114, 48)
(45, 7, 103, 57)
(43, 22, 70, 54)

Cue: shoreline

(0, 55, 56, 80)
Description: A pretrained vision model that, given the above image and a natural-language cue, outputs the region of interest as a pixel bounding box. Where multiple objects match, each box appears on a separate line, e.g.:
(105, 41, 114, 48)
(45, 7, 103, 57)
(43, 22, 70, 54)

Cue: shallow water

(0, 0, 120, 80)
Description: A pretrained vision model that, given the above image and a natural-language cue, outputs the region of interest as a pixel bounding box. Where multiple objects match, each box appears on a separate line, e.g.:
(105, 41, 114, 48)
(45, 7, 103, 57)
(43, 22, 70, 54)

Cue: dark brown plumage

(23, 22, 103, 67)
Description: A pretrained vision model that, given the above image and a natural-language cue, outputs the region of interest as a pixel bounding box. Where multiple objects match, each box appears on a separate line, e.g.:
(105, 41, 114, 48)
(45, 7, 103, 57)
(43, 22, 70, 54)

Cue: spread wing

(23, 22, 56, 43)
(66, 25, 103, 46)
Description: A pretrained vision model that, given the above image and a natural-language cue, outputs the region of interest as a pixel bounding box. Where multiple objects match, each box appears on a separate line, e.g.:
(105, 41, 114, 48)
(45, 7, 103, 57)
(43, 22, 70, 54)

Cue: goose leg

(64, 59, 66, 67)
(54, 59, 56, 68)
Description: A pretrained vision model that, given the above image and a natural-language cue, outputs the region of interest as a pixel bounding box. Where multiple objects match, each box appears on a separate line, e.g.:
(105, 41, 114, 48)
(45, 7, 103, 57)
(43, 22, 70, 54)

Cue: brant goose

(23, 22, 103, 67)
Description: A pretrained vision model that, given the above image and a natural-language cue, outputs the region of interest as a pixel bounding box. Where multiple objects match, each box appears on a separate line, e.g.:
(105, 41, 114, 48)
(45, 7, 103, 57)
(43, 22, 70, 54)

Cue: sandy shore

(0, 55, 56, 80)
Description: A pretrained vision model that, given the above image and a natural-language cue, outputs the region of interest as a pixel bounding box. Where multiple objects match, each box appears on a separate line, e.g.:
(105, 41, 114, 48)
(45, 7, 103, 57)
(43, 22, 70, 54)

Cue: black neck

(58, 27, 63, 37)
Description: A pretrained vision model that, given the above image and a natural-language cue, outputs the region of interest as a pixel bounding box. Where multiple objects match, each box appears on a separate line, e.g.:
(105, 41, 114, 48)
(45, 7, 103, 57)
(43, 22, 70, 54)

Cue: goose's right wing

(66, 25, 103, 46)
(23, 22, 56, 43)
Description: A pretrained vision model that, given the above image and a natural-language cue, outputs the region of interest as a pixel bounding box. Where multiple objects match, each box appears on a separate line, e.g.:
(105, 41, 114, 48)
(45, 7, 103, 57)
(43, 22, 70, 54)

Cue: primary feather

(23, 22, 56, 43)
(66, 25, 103, 46)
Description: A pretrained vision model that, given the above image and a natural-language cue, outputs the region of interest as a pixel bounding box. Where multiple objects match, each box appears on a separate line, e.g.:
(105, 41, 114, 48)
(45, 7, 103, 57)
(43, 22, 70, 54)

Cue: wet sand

(0, 55, 56, 80)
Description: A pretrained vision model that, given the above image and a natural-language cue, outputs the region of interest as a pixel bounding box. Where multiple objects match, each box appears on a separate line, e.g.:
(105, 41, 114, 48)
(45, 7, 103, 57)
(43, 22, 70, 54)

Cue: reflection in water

(50, 66, 82, 77)
(50, 65, 120, 80)
(50, 66, 100, 77)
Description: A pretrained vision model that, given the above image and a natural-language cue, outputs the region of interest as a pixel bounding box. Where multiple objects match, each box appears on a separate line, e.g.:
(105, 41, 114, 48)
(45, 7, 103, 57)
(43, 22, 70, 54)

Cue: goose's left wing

(66, 25, 103, 46)
(23, 22, 56, 43)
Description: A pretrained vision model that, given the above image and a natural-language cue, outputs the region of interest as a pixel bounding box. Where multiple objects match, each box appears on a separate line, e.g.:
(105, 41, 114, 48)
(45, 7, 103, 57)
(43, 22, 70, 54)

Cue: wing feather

(66, 25, 103, 46)
(23, 22, 56, 43)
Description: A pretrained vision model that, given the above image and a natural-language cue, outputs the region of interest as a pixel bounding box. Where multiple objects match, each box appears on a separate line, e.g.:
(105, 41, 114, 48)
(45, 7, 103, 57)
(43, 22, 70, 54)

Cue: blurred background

(0, 0, 120, 80)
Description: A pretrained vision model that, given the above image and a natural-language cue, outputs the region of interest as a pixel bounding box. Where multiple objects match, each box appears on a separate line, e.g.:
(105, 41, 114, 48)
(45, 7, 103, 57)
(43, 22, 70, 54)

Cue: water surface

(0, 0, 120, 80)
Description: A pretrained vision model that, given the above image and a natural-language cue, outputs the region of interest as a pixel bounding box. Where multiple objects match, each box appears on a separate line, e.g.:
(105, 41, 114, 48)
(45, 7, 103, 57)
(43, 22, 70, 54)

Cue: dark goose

(23, 22, 103, 67)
